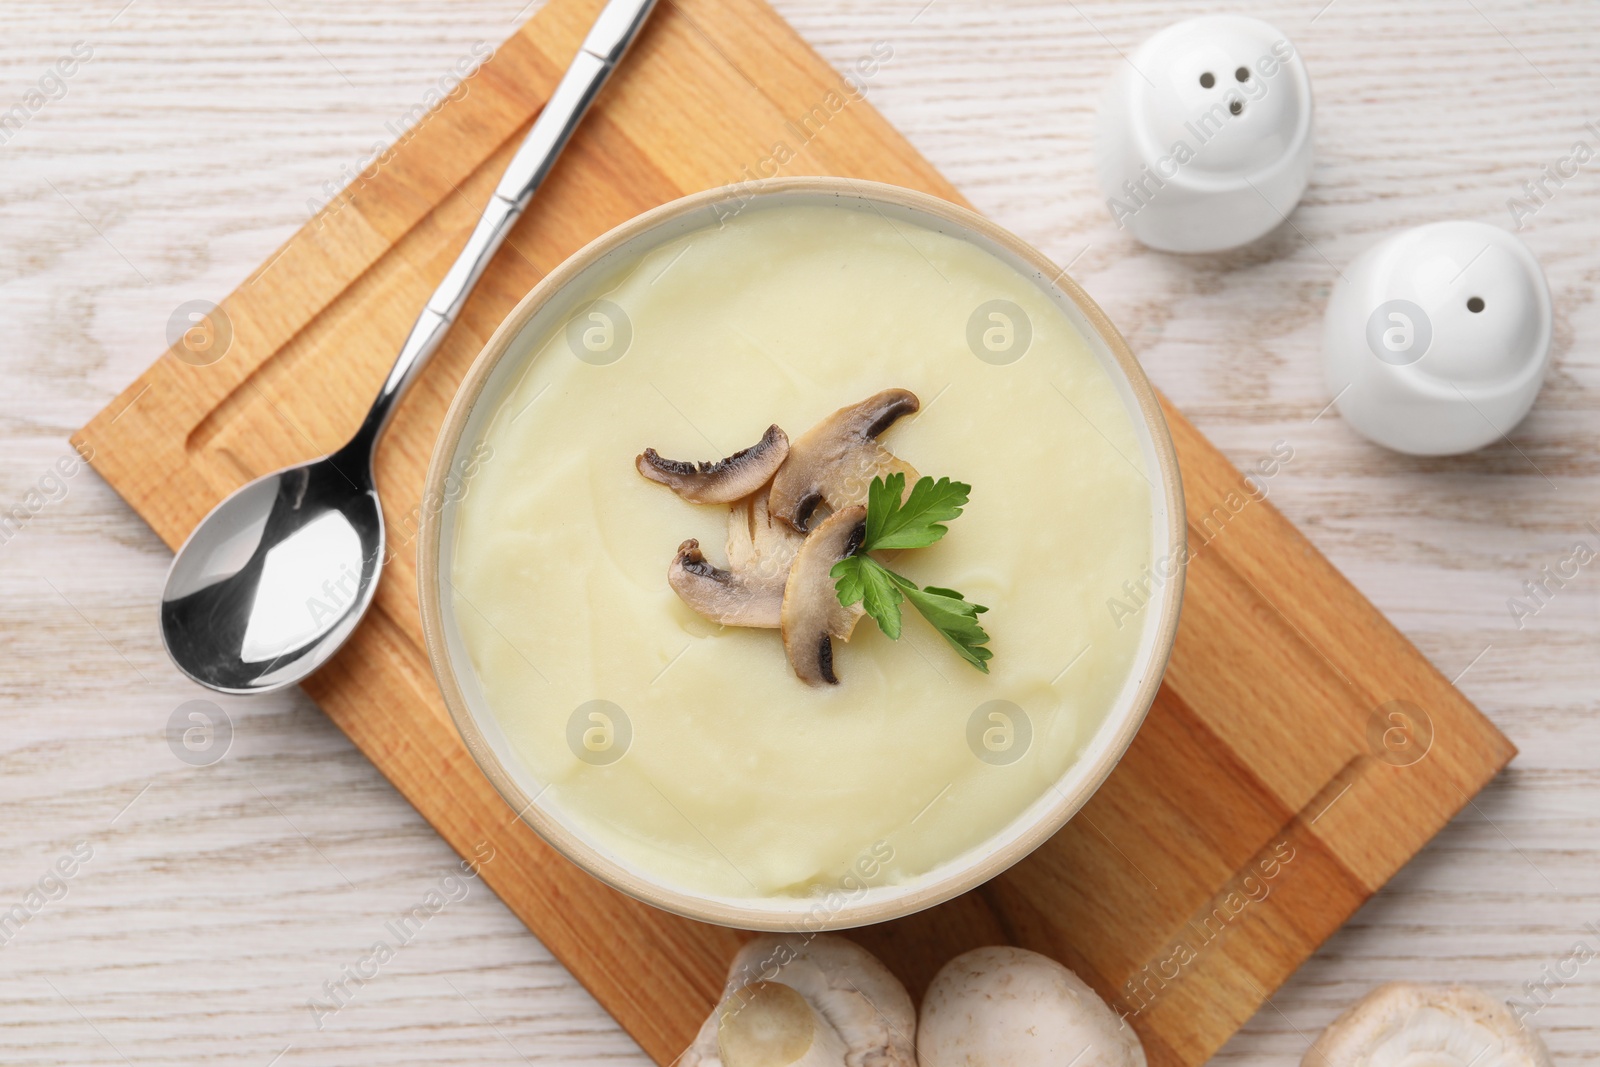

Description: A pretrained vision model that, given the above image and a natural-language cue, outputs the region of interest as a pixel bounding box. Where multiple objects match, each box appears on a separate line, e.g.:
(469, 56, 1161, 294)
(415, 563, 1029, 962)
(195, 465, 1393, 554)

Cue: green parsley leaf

(923, 586, 989, 613)
(861, 474, 972, 551)
(831, 555, 905, 640)
(834, 471, 994, 673)
(892, 575, 993, 673)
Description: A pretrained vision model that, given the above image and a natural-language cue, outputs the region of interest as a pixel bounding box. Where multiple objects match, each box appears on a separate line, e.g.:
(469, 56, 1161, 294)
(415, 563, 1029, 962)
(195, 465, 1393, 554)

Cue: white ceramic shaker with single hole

(1322, 221, 1553, 455)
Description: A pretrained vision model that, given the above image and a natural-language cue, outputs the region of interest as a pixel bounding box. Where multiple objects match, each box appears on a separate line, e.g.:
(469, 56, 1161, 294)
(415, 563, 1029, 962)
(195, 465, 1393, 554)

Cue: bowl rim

(417, 176, 1187, 931)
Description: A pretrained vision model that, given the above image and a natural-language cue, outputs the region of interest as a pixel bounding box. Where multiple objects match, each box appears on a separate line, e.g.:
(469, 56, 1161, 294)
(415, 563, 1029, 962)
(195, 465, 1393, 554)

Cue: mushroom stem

(678, 934, 916, 1067)
(719, 982, 849, 1067)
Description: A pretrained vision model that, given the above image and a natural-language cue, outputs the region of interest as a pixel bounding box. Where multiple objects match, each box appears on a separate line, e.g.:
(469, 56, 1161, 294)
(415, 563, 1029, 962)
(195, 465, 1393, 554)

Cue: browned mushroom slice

(668, 539, 784, 629)
(637, 424, 790, 504)
(667, 490, 803, 629)
(780, 505, 868, 686)
(767, 390, 920, 531)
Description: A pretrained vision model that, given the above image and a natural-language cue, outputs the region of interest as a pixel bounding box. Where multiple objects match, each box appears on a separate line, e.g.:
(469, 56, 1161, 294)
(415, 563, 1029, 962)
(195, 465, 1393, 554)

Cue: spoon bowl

(161, 445, 382, 694)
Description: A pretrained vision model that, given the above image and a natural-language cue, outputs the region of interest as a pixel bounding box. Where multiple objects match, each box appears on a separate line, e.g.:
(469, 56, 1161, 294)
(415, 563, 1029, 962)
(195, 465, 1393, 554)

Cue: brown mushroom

(768, 390, 921, 532)
(669, 540, 783, 628)
(780, 505, 867, 685)
(638, 424, 790, 504)
(669, 491, 803, 629)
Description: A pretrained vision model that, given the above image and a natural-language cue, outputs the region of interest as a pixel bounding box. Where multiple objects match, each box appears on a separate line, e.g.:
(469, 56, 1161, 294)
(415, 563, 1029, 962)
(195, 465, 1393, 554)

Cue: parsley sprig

(830, 473, 993, 673)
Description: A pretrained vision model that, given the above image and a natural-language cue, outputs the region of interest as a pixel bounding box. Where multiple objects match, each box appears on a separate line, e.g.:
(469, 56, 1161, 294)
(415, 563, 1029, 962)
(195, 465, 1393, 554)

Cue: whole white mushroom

(916, 946, 1145, 1067)
(681, 933, 916, 1067)
(1305, 983, 1553, 1067)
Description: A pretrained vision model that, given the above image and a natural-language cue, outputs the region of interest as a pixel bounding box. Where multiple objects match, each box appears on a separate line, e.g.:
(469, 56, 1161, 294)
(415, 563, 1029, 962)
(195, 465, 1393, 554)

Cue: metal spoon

(160, 0, 657, 694)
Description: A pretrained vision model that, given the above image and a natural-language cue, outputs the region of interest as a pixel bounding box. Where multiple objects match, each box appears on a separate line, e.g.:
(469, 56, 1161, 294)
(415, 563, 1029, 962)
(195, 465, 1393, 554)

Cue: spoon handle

(352, 0, 659, 453)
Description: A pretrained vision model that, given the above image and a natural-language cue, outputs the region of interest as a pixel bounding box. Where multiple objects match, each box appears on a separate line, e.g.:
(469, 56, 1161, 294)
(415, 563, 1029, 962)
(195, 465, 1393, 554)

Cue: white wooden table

(3, 1, 1595, 1063)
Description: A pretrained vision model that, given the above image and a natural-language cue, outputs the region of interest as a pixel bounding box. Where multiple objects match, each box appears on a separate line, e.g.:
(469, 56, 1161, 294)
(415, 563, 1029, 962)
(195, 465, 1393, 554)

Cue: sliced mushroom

(668, 491, 804, 628)
(669, 540, 783, 628)
(1305, 983, 1553, 1067)
(917, 947, 1146, 1067)
(727, 490, 805, 590)
(680, 934, 916, 1067)
(638, 424, 790, 504)
(768, 390, 920, 532)
(780, 506, 867, 685)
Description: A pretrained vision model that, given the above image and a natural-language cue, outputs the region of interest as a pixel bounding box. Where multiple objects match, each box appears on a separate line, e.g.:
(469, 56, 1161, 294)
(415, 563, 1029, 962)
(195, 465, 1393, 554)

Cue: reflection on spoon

(160, 447, 381, 693)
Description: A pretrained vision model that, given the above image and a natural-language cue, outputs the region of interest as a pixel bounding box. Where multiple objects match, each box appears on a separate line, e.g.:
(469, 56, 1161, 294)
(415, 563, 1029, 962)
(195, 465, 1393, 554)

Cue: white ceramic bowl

(418, 178, 1186, 930)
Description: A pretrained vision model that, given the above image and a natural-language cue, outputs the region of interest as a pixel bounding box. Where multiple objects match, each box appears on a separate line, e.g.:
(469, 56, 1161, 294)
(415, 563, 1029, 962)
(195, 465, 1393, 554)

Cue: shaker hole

(1199, 71, 1215, 88)
(1235, 67, 1250, 82)
(1229, 99, 1243, 115)
(1467, 297, 1485, 313)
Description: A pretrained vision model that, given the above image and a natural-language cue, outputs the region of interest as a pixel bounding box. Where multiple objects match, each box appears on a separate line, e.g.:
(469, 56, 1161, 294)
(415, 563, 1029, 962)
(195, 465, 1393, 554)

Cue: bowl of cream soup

(418, 178, 1185, 930)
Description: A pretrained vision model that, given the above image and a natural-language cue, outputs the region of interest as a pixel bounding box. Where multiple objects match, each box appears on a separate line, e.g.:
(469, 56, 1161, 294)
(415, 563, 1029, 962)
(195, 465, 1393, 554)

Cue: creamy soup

(448, 200, 1156, 901)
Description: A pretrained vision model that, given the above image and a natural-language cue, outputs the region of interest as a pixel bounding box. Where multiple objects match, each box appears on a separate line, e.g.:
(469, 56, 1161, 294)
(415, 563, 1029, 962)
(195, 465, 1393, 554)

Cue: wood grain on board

(71, 0, 1514, 1063)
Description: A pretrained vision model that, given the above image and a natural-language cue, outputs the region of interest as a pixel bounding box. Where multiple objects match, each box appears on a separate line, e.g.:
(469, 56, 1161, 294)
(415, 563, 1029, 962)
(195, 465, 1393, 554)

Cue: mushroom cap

(780, 505, 867, 685)
(1305, 983, 1553, 1067)
(638, 424, 790, 504)
(680, 934, 916, 1067)
(768, 390, 920, 532)
(917, 946, 1146, 1067)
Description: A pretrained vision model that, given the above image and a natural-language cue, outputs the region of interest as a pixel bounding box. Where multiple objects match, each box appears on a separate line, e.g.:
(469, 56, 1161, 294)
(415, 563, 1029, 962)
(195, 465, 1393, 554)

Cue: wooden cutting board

(72, 0, 1515, 1062)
